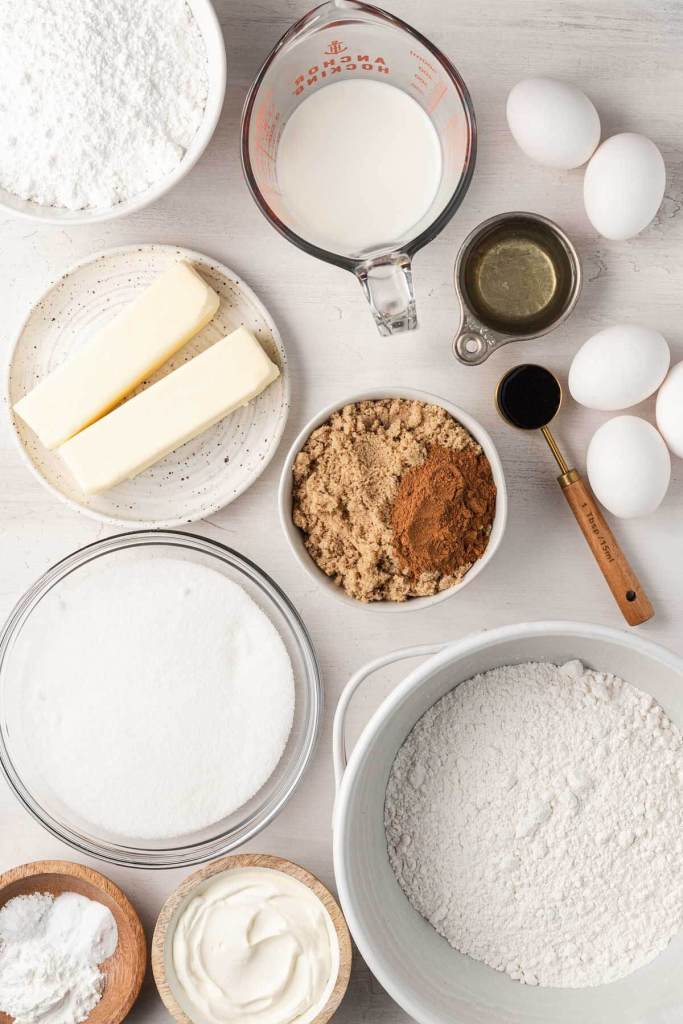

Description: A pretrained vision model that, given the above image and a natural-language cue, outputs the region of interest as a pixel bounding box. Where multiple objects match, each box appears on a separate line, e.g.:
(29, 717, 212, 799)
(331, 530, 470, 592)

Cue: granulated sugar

(385, 660, 683, 987)
(0, 0, 208, 209)
(22, 558, 294, 839)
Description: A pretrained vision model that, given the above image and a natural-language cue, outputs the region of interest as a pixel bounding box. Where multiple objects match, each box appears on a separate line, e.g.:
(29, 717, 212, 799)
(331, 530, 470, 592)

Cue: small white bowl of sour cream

(152, 853, 352, 1024)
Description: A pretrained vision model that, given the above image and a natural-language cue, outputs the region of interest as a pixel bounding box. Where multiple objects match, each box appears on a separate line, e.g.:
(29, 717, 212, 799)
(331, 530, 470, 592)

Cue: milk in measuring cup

(276, 79, 442, 256)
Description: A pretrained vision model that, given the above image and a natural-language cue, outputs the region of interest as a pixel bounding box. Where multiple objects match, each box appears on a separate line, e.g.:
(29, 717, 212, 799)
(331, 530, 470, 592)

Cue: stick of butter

(13, 261, 220, 449)
(58, 327, 280, 495)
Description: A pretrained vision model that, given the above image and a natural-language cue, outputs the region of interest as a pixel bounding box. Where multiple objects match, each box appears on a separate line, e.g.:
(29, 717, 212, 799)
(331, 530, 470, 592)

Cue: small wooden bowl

(152, 853, 352, 1024)
(0, 860, 146, 1024)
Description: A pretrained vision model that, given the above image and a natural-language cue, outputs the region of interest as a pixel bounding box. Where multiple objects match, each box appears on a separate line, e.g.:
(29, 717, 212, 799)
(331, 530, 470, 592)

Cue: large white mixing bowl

(333, 621, 683, 1024)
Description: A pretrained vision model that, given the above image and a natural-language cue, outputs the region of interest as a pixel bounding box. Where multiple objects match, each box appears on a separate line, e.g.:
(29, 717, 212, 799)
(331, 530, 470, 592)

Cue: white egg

(506, 77, 601, 169)
(656, 361, 683, 458)
(587, 416, 670, 518)
(569, 324, 670, 410)
(583, 133, 665, 240)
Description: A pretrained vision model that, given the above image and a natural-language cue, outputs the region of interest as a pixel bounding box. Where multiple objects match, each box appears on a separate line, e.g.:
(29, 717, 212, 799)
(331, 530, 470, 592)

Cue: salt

(21, 558, 295, 839)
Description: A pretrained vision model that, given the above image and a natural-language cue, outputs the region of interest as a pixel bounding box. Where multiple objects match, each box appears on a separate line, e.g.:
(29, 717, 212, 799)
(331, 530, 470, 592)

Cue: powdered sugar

(385, 660, 683, 987)
(0, 892, 117, 1024)
(0, 0, 208, 210)
(21, 558, 295, 839)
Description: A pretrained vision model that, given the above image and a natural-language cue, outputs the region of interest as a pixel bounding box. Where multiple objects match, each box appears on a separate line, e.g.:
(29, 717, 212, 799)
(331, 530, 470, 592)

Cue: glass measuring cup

(241, 0, 476, 336)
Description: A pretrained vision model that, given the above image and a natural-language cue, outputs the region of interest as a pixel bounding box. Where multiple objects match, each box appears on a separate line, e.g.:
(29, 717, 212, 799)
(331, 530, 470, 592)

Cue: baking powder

(0, 892, 117, 1024)
(385, 660, 683, 987)
(0, 0, 208, 210)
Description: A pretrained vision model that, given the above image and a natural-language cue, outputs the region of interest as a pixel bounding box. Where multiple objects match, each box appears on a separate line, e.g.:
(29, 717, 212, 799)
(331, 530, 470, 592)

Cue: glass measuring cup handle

(355, 252, 416, 336)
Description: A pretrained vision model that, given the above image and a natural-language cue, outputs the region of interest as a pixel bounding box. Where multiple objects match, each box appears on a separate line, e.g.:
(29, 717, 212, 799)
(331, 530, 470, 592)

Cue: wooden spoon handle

(559, 472, 654, 626)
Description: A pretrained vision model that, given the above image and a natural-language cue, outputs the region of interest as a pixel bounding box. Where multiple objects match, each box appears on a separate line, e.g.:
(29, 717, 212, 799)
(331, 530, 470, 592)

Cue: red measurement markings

(426, 82, 447, 113)
(252, 89, 281, 192)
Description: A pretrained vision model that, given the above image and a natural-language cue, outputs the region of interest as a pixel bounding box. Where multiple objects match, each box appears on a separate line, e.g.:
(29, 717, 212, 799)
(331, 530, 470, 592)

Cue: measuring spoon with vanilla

(496, 363, 653, 626)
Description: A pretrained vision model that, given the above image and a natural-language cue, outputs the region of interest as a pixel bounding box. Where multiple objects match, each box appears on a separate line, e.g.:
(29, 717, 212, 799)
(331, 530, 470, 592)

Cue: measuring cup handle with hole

(453, 316, 509, 365)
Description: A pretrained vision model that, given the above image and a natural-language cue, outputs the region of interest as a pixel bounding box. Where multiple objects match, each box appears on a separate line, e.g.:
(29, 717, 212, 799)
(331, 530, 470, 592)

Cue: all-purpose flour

(385, 660, 683, 987)
(0, 0, 208, 210)
(21, 558, 295, 839)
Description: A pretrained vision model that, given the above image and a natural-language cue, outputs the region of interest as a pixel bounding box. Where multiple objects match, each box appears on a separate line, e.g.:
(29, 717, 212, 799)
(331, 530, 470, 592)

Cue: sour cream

(172, 867, 339, 1024)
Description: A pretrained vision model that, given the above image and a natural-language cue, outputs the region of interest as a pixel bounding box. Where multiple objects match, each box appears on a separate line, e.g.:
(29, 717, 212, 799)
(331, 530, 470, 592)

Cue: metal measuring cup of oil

(453, 212, 582, 365)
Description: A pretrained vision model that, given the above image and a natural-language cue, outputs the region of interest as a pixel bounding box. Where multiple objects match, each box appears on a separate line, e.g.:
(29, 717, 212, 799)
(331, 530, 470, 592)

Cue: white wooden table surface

(1, 2, 682, 1021)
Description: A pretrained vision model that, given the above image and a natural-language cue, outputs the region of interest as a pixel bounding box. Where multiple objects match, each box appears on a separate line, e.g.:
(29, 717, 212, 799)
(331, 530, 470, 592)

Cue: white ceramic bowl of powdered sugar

(333, 621, 683, 1024)
(0, 0, 226, 223)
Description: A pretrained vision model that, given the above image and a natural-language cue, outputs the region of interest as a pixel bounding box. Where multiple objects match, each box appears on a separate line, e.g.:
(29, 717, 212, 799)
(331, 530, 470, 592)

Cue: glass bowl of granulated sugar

(0, 531, 321, 868)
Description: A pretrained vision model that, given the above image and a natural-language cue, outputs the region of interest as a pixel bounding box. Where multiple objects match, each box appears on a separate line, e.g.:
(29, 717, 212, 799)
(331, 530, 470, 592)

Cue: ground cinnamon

(391, 444, 496, 579)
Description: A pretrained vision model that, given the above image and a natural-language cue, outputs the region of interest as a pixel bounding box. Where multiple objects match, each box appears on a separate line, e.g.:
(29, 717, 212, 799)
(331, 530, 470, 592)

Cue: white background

(1, 2, 682, 1021)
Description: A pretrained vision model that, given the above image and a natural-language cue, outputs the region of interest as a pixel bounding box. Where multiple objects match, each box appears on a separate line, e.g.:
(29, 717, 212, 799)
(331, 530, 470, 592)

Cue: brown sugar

(291, 398, 497, 603)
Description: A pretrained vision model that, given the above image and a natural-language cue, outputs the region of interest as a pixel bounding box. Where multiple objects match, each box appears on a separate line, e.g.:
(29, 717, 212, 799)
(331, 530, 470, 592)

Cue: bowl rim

(0, 530, 322, 869)
(0, 858, 146, 1024)
(4, 242, 290, 529)
(0, 0, 227, 225)
(278, 387, 508, 612)
(152, 853, 352, 1024)
(333, 620, 683, 1024)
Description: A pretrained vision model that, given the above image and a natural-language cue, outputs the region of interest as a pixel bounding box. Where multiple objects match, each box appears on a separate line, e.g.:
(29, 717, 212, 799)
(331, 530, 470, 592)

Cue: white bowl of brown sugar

(278, 389, 508, 611)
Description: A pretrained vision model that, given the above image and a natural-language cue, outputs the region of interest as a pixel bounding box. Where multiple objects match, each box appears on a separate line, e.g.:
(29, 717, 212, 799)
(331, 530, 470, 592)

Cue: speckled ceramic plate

(5, 244, 289, 527)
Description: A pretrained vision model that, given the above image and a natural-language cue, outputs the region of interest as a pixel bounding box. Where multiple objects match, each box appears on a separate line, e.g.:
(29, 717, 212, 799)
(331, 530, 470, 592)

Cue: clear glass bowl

(0, 531, 321, 868)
